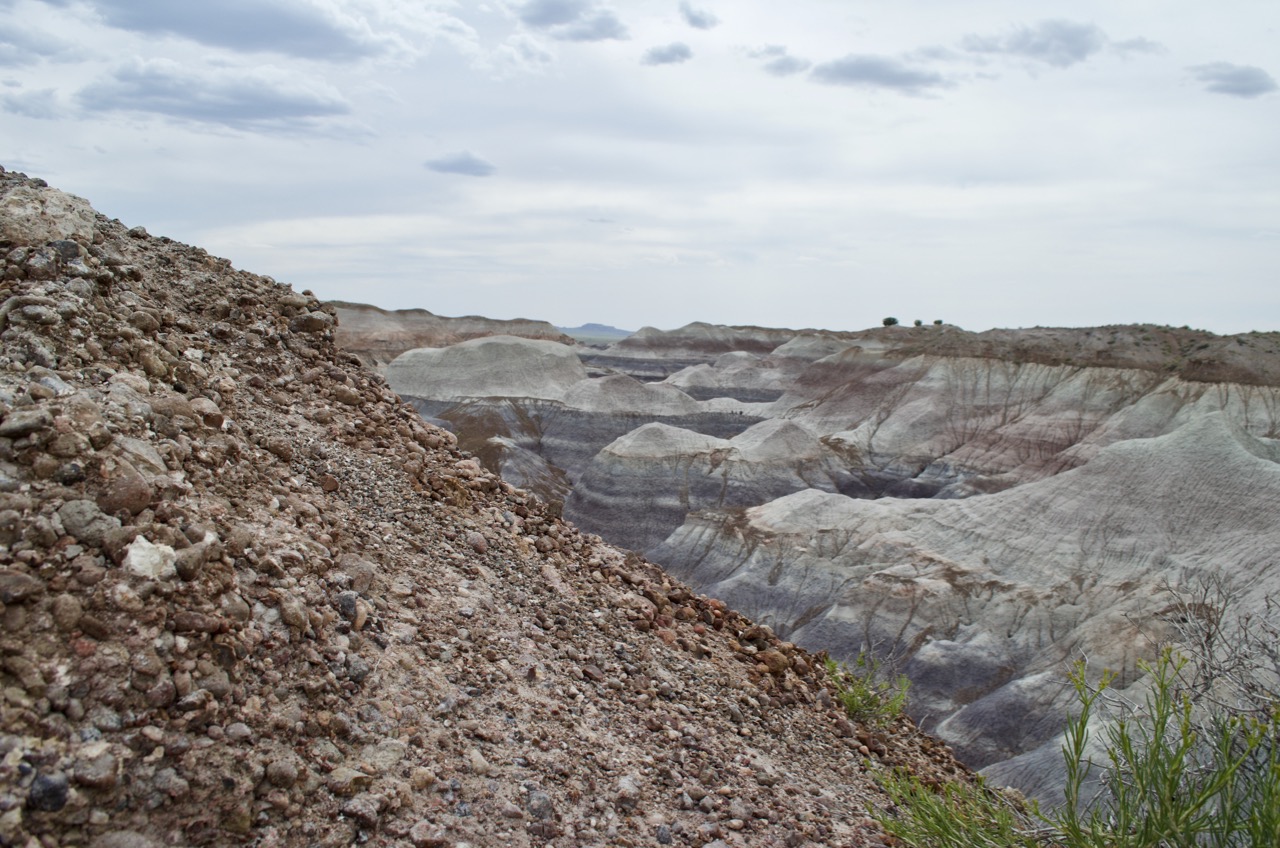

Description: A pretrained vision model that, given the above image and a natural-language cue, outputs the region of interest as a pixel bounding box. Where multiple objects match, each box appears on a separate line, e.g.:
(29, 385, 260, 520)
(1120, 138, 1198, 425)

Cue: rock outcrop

(331, 301, 575, 370)
(0, 166, 971, 846)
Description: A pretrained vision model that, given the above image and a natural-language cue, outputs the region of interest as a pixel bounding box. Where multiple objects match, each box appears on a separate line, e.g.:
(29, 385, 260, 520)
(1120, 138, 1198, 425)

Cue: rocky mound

(0, 168, 973, 846)
(386, 336, 588, 402)
(565, 421, 861, 553)
(331, 301, 575, 370)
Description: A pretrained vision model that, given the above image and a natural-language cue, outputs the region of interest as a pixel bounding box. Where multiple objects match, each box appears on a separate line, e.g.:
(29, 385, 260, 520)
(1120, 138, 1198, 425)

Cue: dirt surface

(0, 168, 971, 846)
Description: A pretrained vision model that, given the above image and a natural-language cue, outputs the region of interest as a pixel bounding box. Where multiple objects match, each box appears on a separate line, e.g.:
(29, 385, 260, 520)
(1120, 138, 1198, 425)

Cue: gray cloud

(1189, 62, 1278, 98)
(0, 23, 71, 66)
(1111, 37, 1165, 57)
(679, 2, 718, 30)
(810, 54, 947, 94)
(764, 54, 809, 77)
(76, 58, 350, 130)
(515, 0, 628, 41)
(43, 0, 396, 61)
(641, 42, 692, 66)
(517, 0, 589, 27)
(1, 87, 61, 118)
(425, 151, 495, 177)
(961, 20, 1107, 68)
(748, 45, 811, 77)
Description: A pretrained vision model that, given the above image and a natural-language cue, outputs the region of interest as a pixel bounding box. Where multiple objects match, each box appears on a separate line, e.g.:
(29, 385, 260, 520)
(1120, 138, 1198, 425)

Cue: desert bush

(883, 317, 900, 327)
(1054, 650, 1279, 848)
(875, 576, 1280, 847)
(877, 770, 1043, 848)
(825, 652, 909, 728)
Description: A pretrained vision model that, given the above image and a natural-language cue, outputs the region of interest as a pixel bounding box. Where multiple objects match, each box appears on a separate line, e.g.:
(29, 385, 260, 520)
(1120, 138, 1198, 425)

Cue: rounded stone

(27, 772, 69, 812)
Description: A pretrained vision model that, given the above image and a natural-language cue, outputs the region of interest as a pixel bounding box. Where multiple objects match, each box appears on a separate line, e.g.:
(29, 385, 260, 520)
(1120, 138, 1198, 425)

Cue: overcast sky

(3, 1, 1278, 334)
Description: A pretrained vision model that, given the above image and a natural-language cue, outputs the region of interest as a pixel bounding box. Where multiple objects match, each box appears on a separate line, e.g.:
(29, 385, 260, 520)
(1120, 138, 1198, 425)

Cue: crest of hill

(0, 165, 968, 847)
(330, 300, 576, 370)
(613, 322, 859, 357)
(876, 323, 1280, 387)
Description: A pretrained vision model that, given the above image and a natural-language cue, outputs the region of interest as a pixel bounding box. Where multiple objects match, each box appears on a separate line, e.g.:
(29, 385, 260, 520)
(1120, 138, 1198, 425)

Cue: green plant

(825, 652, 910, 727)
(1054, 649, 1280, 848)
(883, 317, 900, 327)
(873, 648, 1280, 848)
(877, 770, 1043, 848)
(914, 319, 924, 327)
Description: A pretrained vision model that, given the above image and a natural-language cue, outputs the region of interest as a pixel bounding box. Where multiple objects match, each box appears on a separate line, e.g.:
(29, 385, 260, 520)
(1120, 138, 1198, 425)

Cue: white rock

(123, 537, 177, 580)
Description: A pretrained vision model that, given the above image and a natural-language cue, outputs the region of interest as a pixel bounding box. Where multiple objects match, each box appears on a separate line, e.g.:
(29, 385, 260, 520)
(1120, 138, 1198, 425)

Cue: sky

(2, 0, 1278, 335)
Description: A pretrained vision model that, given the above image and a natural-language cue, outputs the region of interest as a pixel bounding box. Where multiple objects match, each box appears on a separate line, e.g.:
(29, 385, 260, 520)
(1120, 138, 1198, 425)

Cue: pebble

(97, 473, 153, 515)
(0, 570, 44, 604)
(326, 766, 372, 796)
(27, 772, 69, 812)
(225, 722, 253, 743)
(73, 752, 118, 789)
(123, 536, 177, 580)
(527, 789, 556, 820)
(341, 792, 383, 827)
(266, 758, 299, 788)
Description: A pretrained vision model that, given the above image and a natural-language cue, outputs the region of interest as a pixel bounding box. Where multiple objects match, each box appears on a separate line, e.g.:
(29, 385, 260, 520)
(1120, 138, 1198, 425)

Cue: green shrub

(873, 647, 1280, 847)
(877, 770, 1043, 848)
(1054, 649, 1280, 848)
(883, 317, 900, 327)
(825, 652, 910, 728)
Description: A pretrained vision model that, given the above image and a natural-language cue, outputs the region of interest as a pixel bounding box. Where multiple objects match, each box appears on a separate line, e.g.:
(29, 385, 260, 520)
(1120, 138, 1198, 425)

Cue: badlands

(377, 314, 1280, 802)
(0, 170, 974, 846)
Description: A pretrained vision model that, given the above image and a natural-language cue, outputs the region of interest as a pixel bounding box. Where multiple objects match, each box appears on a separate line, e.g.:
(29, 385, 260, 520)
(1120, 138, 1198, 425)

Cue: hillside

(383, 315, 1280, 803)
(0, 170, 974, 845)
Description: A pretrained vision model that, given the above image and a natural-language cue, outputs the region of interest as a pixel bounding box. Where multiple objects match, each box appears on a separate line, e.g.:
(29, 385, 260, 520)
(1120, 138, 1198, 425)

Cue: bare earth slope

(0, 168, 970, 846)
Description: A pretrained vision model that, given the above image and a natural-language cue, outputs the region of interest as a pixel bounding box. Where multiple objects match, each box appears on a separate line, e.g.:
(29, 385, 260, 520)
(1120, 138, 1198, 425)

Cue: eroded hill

(383, 316, 1280, 803)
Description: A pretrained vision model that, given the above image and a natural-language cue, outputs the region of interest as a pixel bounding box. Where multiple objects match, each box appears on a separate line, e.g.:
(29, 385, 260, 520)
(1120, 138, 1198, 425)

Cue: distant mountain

(556, 322, 634, 346)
